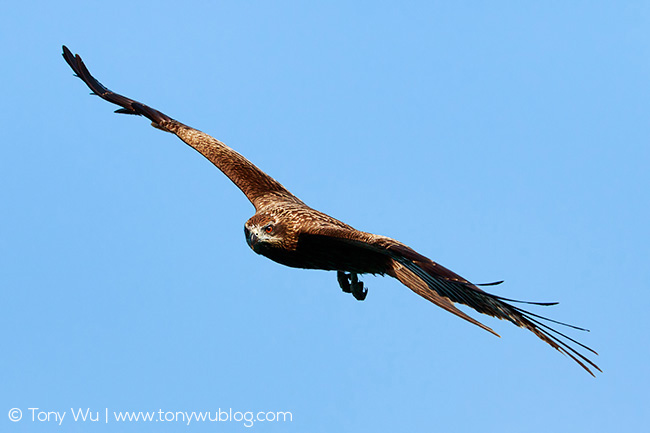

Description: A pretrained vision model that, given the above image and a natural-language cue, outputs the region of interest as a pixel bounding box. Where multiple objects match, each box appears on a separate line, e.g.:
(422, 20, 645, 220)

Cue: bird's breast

(250, 233, 390, 275)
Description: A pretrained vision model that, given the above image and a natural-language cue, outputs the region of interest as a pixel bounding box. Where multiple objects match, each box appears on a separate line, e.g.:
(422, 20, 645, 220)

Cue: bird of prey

(62, 45, 600, 376)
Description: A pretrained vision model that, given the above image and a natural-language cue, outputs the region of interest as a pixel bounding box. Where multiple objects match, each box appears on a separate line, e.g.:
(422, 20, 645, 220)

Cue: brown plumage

(62, 45, 601, 376)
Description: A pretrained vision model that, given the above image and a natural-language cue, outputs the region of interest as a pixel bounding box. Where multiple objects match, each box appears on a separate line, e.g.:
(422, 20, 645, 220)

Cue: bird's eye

(264, 225, 273, 234)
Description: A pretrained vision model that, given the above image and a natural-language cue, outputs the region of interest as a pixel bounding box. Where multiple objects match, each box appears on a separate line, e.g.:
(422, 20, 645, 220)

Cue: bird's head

(244, 212, 288, 254)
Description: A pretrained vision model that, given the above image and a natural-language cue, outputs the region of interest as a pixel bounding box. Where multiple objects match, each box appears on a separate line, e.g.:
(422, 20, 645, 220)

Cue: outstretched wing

(62, 45, 301, 210)
(386, 243, 601, 376)
(301, 226, 601, 376)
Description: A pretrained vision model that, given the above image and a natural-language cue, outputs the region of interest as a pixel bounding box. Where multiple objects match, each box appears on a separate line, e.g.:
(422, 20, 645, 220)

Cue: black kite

(62, 46, 600, 376)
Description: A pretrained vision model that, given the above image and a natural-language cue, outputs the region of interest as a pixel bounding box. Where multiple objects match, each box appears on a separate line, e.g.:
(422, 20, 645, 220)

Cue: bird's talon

(351, 277, 368, 301)
(352, 286, 368, 301)
(337, 271, 352, 293)
(338, 271, 367, 300)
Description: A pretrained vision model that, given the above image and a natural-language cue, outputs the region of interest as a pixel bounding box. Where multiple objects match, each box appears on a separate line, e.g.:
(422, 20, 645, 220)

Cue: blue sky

(1, 1, 648, 432)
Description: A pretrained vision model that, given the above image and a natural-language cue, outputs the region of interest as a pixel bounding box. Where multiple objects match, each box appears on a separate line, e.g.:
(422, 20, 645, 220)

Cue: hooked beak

(245, 227, 258, 249)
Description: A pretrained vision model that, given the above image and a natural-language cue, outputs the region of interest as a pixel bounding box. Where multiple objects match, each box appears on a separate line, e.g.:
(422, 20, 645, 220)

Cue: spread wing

(62, 46, 301, 210)
(301, 227, 601, 376)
